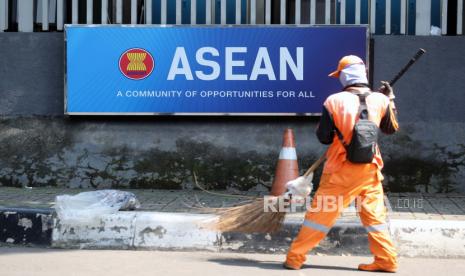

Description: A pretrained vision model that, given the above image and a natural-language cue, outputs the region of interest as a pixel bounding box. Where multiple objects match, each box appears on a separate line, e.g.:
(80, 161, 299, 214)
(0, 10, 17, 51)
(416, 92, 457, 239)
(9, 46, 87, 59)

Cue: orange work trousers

(285, 162, 397, 269)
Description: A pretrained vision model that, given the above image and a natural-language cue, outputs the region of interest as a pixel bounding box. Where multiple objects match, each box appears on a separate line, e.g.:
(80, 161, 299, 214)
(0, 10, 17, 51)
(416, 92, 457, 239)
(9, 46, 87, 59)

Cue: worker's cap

(328, 55, 365, 78)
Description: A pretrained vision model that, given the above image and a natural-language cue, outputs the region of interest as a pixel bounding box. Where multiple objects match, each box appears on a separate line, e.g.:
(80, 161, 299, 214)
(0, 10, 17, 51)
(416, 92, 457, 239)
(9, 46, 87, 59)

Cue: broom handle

(303, 154, 326, 177)
(388, 48, 426, 87)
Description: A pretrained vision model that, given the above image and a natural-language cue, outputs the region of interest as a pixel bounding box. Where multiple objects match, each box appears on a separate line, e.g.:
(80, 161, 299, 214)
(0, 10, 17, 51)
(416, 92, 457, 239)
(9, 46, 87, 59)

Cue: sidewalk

(1, 187, 465, 258)
(2, 187, 465, 220)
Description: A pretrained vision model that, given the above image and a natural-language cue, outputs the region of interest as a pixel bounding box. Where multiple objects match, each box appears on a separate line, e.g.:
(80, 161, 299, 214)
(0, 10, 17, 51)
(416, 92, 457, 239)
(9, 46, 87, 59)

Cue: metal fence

(0, 0, 463, 35)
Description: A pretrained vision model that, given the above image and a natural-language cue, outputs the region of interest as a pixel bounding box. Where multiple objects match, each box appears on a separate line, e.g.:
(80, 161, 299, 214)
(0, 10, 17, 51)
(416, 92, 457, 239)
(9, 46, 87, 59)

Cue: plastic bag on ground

(55, 190, 141, 221)
(430, 25, 442, 36)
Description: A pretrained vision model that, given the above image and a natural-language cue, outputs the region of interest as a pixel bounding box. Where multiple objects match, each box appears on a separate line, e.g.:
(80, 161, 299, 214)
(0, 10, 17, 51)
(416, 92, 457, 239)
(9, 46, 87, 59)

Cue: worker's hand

(379, 81, 395, 100)
(285, 174, 313, 198)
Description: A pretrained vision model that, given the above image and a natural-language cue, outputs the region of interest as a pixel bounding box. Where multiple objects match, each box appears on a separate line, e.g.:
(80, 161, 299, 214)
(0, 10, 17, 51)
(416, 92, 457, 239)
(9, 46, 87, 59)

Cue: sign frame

(64, 24, 370, 116)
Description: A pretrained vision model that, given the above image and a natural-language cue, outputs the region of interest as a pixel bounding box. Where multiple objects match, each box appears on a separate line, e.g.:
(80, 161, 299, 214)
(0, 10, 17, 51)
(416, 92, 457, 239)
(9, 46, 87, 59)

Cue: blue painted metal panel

(65, 26, 368, 115)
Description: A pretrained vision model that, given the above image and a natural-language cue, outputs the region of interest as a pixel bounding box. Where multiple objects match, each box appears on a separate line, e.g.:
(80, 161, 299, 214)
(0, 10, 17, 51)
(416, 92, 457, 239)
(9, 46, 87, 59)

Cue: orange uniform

(320, 89, 397, 174)
(285, 56, 399, 272)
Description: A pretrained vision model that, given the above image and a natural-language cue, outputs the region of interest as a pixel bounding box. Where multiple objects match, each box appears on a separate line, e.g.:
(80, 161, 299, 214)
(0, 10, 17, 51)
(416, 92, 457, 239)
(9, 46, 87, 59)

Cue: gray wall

(0, 33, 64, 115)
(0, 33, 464, 193)
(373, 36, 465, 193)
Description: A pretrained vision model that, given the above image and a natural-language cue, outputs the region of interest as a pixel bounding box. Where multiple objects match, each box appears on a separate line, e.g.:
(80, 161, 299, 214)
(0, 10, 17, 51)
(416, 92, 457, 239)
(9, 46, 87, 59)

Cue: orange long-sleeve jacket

(316, 86, 399, 174)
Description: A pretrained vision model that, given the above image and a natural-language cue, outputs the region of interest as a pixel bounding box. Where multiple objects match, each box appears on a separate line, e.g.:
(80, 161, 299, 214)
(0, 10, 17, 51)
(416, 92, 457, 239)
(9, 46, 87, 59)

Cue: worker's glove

(379, 81, 395, 100)
(284, 174, 314, 199)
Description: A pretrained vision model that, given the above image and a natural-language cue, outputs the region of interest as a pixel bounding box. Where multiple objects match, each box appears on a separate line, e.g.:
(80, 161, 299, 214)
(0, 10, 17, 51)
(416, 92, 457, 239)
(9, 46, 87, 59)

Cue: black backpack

(335, 92, 379, 164)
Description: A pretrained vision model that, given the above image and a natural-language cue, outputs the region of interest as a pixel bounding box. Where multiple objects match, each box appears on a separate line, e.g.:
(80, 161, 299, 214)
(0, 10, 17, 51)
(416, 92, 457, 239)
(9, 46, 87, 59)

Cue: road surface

(1, 247, 464, 276)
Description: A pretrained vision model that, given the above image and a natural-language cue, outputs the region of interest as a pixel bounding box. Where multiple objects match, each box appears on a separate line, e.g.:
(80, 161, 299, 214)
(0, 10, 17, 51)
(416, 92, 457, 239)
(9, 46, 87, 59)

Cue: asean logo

(119, 48, 154, 80)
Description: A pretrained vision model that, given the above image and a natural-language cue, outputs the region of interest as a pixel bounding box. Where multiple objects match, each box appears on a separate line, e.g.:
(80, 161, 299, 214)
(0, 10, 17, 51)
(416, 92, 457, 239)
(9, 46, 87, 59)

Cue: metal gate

(0, 0, 463, 35)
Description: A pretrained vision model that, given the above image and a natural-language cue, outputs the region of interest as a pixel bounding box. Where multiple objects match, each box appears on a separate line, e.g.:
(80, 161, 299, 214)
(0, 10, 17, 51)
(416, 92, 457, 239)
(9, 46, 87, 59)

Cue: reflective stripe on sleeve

(302, 219, 330, 233)
(365, 223, 388, 232)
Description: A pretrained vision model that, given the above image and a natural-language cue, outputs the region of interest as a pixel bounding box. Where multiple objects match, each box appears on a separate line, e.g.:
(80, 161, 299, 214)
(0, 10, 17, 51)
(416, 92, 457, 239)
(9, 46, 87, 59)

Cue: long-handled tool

(211, 49, 426, 234)
(379, 48, 426, 92)
(377, 48, 426, 127)
(389, 48, 426, 86)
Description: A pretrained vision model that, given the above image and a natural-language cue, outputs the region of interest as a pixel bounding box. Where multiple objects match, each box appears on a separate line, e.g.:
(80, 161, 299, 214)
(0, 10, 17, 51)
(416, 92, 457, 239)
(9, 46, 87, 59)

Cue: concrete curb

(0, 207, 53, 245)
(52, 211, 368, 254)
(390, 219, 465, 258)
(3, 208, 465, 258)
(51, 211, 465, 258)
(52, 212, 220, 251)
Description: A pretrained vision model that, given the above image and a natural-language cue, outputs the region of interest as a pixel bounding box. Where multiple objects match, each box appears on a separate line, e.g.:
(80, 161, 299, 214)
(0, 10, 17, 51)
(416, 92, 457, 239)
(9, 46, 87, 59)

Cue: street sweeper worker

(284, 55, 399, 272)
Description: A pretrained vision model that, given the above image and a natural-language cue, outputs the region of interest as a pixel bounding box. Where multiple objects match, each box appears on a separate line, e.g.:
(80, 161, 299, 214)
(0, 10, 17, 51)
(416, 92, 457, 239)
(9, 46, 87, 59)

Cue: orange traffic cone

(270, 129, 299, 196)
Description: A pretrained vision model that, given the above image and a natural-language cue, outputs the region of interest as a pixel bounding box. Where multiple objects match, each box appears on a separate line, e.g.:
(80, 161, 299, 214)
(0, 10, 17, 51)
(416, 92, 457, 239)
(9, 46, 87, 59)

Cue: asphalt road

(1, 247, 464, 276)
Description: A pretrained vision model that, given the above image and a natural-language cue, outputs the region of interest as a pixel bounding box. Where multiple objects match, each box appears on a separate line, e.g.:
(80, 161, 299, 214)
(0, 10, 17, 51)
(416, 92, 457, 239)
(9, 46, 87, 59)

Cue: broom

(209, 49, 427, 234)
(212, 154, 326, 233)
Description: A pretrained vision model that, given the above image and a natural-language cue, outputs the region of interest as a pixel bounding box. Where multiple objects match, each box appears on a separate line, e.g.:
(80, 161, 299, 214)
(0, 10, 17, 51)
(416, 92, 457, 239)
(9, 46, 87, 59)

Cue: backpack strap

(357, 92, 370, 120)
(334, 125, 348, 147)
(333, 91, 371, 146)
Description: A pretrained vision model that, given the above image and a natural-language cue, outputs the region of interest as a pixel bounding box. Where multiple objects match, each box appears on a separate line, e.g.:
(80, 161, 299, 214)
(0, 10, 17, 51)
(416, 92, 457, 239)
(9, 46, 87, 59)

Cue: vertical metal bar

(325, 0, 330, 24)
(206, 0, 211, 24)
(49, 0, 57, 24)
(280, 0, 286, 24)
(370, 0, 376, 33)
(116, 0, 122, 23)
(161, 0, 167, 24)
(295, 0, 301, 24)
(415, 0, 431, 35)
(18, 0, 34, 32)
(257, 0, 264, 24)
(38, 0, 43, 24)
(176, 0, 181, 24)
(355, 0, 360, 24)
(310, 0, 315, 24)
(458, 0, 463, 34)
(4, 0, 7, 29)
(146, 0, 153, 24)
(251, 0, 256, 24)
(4, 0, 7, 30)
(43, 0, 49, 30)
(101, 0, 108, 24)
(212, 0, 215, 23)
(385, 0, 391, 34)
(235, 0, 241, 24)
(72, 0, 79, 24)
(401, 0, 406, 34)
(441, 0, 448, 34)
(0, 0, 6, 31)
(87, 0, 93, 24)
(221, 0, 226, 24)
(340, 0, 345, 24)
(111, 1, 115, 24)
(191, 0, 196, 24)
(57, 0, 64, 30)
(265, 0, 270, 24)
(131, 0, 137, 24)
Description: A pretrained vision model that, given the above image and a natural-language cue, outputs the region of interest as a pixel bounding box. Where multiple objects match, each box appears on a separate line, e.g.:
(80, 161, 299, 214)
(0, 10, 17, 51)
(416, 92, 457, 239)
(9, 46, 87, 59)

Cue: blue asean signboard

(65, 25, 368, 115)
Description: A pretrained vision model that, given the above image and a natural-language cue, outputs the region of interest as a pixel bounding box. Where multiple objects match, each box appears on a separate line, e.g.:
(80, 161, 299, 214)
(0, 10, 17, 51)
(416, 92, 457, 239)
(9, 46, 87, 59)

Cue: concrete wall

(373, 36, 465, 193)
(0, 33, 464, 193)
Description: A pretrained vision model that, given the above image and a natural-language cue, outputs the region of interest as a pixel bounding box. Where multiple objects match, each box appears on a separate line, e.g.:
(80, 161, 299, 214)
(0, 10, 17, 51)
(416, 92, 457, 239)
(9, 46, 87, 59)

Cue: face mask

(339, 63, 368, 88)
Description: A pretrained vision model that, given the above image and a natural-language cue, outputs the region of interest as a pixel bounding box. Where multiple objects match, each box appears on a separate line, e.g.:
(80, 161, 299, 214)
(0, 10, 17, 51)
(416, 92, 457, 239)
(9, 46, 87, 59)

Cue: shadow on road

(208, 257, 359, 272)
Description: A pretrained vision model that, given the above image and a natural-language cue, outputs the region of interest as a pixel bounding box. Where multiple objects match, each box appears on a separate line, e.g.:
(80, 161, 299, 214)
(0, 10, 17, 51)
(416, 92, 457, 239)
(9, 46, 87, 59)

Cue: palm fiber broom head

(214, 197, 286, 233)
(210, 155, 326, 234)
